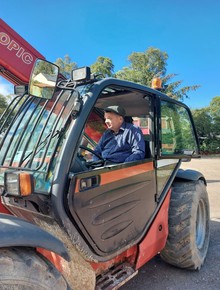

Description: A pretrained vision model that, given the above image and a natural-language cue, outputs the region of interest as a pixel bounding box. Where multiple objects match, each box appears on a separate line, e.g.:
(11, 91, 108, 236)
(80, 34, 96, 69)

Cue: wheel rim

(196, 199, 206, 249)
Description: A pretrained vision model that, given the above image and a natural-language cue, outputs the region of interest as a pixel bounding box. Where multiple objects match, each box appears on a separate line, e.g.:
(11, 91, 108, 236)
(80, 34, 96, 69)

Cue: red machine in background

(0, 18, 45, 85)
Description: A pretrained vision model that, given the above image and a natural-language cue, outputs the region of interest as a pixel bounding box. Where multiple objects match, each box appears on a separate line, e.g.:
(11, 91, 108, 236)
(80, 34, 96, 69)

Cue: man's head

(104, 106, 126, 117)
(104, 106, 126, 133)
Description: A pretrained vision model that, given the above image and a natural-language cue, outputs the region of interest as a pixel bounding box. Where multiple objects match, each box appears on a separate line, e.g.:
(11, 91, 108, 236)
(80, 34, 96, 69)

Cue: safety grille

(0, 90, 75, 174)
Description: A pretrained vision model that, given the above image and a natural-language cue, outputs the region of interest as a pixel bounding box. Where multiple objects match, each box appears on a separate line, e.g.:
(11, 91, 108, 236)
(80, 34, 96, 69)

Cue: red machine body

(0, 18, 45, 85)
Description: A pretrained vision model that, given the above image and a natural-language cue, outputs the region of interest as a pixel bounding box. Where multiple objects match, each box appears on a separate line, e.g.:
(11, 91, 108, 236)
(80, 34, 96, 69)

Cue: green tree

(116, 47, 200, 101)
(209, 97, 220, 148)
(116, 47, 167, 85)
(55, 55, 77, 78)
(192, 105, 220, 154)
(90, 56, 114, 77)
(0, 94, 8, 115)
(192, 108, 212, 139)
(209, 96, 220, 118)
(192, 108, 212, 153)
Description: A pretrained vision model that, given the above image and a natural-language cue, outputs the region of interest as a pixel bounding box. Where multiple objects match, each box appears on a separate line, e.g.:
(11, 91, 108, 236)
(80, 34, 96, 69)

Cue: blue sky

(1, 0, 220, 109)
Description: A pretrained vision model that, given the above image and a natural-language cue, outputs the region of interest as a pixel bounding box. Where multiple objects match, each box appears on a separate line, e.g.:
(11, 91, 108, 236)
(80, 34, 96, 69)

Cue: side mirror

(29, 59, 59, 99)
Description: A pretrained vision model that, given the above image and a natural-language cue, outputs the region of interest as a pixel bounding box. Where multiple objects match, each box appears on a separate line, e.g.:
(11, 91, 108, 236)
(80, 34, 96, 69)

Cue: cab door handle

(80, 175, 100, 191)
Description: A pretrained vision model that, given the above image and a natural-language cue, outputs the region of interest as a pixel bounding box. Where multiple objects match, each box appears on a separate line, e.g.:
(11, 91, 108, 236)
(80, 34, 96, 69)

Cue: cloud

(0, 76, 14, 96)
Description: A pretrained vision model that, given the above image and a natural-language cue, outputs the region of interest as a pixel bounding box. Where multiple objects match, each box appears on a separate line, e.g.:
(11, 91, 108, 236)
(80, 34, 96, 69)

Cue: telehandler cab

(0, 59, 210, 289)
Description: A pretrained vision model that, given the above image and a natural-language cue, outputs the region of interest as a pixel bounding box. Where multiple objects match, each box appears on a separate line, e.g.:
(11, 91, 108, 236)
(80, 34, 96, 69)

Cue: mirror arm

(56, 85, 77, 91)
(57, 80, 77, 90)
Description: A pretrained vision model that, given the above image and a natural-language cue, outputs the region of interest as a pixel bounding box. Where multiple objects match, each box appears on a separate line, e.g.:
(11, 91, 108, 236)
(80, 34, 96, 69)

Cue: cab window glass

(161, 101, 198, 155)
(133, 117, 150, 139)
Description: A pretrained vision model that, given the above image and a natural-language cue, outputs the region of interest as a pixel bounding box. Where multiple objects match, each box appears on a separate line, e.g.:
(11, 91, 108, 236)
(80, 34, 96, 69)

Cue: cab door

(67, 159, 156, 256)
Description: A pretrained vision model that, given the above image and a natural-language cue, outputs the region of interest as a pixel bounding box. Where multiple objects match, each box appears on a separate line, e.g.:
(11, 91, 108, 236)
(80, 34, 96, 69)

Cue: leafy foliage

(90, 57, 114, 77)
(0, 94, 8, 115)
(192, 108, 212, 138)
(116, 47, 168, 86)
(209, 96, 220, 118)
(192, 101, 220, 154)
(209, 97, 220, 153)
(55, 55, 77, 78)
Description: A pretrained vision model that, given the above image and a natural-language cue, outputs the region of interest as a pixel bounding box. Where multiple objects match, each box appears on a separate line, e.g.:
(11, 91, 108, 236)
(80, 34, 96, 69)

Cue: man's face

(104, 112, 123, 132)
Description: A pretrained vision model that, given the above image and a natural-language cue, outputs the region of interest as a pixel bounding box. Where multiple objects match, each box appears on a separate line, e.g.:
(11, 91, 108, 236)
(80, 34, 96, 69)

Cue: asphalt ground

(121, 157, 220, 290)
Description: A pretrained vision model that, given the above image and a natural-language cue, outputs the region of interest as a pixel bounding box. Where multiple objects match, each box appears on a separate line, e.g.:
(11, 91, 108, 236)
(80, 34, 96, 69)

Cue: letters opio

(0, 32, 33, 65)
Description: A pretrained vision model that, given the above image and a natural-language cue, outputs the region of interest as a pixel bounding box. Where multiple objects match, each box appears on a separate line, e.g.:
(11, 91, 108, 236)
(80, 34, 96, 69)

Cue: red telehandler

(0, 18, 210, 290)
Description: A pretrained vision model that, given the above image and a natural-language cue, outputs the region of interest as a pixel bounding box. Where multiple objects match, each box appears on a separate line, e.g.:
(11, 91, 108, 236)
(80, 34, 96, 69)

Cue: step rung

(96, 263, 138, 290)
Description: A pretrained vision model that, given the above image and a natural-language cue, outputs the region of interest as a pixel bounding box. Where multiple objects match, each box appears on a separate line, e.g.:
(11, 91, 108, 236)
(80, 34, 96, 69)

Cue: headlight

(4, 171, 34, 196)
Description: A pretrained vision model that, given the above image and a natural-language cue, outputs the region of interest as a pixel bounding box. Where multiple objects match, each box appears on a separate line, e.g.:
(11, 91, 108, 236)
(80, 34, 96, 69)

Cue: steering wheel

(79, 145, 105, 168)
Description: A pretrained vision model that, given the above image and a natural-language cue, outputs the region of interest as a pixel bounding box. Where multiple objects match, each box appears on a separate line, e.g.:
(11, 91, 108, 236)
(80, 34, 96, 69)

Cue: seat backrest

(144, 139, 151, 159)
(124, 116, 134, 123)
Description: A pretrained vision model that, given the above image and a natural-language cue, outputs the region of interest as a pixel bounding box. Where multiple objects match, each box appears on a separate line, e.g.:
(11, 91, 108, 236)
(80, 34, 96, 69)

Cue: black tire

(0, 247, 70, 289)
(160, 180, 210, 270)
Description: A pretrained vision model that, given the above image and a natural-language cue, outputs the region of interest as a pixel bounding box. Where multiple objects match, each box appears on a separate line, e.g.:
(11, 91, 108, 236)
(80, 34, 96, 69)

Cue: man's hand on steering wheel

(79, 145, 105, 168)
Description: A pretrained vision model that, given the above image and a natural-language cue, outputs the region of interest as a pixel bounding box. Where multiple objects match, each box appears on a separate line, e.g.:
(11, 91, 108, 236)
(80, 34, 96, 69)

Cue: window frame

(157, 97, 200, 159)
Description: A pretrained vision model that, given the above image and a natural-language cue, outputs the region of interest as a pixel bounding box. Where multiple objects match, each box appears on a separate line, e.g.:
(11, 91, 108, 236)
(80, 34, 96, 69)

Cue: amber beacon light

(151, 77, 162, 90)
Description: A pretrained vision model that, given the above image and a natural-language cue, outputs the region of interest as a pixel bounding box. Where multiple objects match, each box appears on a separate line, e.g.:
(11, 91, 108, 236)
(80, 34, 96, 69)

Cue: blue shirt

(94, 122, 145, 163)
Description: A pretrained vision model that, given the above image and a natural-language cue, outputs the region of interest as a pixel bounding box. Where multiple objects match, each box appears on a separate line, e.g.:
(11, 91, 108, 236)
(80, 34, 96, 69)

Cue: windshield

(0, 87, 84, 193)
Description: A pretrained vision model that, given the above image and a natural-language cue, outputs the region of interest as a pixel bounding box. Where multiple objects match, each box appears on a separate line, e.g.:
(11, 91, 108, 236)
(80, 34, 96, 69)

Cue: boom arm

(0, 18, 45, 85)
